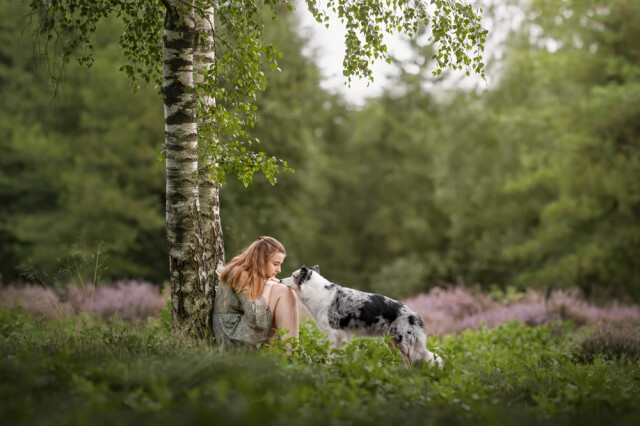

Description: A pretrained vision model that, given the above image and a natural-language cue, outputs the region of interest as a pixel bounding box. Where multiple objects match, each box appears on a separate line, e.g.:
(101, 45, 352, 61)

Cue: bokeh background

(1, 0, 639, 306)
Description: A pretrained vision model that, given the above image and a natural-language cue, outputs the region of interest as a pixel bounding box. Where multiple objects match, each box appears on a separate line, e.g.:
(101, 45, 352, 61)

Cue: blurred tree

(0, 5, 167, 285)
(426, 87, 548, 289)
(299, 39, 453, 295)
(310, 0, 640, 303)
(496, 0, 640, 300)
(429, 0, 640, 300)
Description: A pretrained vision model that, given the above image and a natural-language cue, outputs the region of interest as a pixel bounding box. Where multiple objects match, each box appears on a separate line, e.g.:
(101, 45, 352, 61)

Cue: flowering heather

(0, 284, 73, 318)
(458, 302, 554, 330)
(403, 286, 640, 336)
(0, 281, 166, 320)
(401, 286, 498, 336)
(2, 281, 639, 333)
(70, 281, 167, 321)
(547, 289, 640, 325)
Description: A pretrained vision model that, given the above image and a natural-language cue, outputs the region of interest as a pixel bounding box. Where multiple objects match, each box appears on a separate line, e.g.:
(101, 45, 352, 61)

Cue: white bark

(194, 5, 226, 334)
(163, 2, 205, 334)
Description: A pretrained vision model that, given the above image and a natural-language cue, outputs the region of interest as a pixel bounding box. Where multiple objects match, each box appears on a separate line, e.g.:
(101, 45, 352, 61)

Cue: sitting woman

(212, 236, 299, 348)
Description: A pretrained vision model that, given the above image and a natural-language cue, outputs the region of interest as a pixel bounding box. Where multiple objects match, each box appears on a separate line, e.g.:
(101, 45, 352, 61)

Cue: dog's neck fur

(298, 272, 337, 318)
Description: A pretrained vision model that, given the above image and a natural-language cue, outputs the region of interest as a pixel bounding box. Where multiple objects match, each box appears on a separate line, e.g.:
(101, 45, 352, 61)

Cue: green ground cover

(1, 308, 638, 426)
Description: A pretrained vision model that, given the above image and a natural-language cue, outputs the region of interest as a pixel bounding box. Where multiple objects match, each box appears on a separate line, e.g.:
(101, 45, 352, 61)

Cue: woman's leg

(268, 284, 299, 341)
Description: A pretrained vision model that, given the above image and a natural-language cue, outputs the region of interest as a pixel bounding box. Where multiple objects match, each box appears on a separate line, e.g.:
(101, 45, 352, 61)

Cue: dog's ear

(298, 265, 314, 284)
(311, 265, 320, 274)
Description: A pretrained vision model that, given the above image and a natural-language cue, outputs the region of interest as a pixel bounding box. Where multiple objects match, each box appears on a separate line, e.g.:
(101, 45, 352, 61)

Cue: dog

(282, 265, 442, 368)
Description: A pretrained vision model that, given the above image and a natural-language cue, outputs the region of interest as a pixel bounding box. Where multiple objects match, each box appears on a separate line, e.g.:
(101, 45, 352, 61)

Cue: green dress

(212, 273, 272, 349)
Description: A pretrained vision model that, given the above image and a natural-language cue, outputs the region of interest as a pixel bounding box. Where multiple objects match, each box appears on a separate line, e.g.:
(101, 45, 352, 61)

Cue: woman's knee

(269, 284, 286, 308)
(272, 283, 291, 299)
(272, 284, 297, 311)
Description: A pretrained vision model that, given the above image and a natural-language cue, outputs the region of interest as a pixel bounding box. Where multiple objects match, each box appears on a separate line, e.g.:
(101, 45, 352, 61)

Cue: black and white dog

(282, 265, 442, 368)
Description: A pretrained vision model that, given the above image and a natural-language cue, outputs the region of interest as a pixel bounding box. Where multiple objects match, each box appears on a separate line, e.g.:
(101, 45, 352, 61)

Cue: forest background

(1, 0, 639, 304)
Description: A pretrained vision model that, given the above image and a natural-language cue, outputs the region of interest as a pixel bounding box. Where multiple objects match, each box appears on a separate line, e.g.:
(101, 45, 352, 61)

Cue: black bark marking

(166, 109, 196, 125)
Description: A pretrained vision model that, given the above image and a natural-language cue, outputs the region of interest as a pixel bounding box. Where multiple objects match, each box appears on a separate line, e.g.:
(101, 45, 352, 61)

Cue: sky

(295, 6, 416, 106)
(291, 1, 523, 106)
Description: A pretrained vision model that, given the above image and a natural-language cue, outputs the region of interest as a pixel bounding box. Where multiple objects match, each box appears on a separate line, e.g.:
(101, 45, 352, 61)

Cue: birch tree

(27, 0, 487, 337)
(162, 1, 206, 334)
(194, 5, 225, 332)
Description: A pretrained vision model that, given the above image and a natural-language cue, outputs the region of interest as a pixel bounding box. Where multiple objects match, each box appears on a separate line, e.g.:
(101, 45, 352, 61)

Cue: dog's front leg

(327, 330, 348, 351)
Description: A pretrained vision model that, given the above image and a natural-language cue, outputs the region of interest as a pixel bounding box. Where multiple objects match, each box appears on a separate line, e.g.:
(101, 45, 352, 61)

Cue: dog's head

(283, 265, 320, 290)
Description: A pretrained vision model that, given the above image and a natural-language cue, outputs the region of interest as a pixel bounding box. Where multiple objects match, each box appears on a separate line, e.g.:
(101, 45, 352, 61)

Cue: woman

(212, 236, 299, 349)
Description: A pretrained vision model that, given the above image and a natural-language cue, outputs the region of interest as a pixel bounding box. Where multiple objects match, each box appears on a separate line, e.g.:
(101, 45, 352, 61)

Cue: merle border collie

(282, 265, 442, 368)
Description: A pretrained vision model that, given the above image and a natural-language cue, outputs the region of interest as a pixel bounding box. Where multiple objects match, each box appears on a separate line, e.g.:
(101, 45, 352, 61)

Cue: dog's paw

(432, 354, 444, 369)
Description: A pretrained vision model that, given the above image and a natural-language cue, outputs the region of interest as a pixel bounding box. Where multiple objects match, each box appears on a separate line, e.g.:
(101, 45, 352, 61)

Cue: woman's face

(265, 252, 285, 279)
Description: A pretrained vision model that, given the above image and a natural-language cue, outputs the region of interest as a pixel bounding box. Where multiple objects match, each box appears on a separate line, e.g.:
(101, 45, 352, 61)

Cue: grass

(1, 308, 639, 426)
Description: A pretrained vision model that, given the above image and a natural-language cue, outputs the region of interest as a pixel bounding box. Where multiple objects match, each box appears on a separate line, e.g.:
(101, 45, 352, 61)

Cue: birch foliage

(28, 0, 486, 187)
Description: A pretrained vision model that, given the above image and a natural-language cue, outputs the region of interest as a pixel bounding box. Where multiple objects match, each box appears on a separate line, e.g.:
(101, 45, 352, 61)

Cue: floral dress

(212, 272, 272, 349)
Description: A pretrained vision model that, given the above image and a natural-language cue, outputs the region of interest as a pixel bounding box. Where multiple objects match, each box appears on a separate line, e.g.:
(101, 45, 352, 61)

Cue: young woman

(212, 236, 299, 348)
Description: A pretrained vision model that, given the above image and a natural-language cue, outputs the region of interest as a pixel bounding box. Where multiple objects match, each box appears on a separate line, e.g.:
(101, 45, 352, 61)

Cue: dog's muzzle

(280, 276, 299, 290)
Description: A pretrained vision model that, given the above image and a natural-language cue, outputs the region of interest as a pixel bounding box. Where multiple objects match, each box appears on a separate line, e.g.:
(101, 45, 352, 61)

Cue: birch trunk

(194, 6, 226, 334)
(163, 2, 207, 335)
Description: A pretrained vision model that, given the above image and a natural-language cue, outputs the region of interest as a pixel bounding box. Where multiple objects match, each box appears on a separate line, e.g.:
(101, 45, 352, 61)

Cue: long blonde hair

(221, 236, 286, 300)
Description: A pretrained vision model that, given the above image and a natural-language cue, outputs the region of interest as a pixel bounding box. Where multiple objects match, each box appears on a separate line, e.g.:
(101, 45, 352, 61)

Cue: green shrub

(1, 309, 640, 426)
